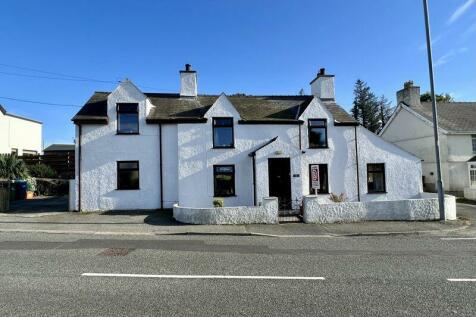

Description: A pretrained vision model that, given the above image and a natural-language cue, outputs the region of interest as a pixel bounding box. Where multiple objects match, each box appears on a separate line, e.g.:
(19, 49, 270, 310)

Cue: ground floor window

(117, 161, 139, 190)
(309, 164, 329, 194)
(367, 163, 386, 193)
(469, 163, 476, 188)
(213, 165, 235, 197)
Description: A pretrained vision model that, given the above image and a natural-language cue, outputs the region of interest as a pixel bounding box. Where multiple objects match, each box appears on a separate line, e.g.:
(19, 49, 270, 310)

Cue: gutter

(354, 125, 361, 202)
(252, 155, 257, 206)
(159, 124, 164, 210)
(78, 124, 82, 212)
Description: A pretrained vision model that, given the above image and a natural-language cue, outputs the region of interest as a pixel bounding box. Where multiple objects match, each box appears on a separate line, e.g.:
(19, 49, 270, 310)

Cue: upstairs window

(213, 117, 234, 148)
(472, 135, 476, 154)
(309, 164, 329, 194)
(367, 163, 386, 193)
(213, 165, 235, 197)
(117, 161, 139, 190)
(308, 119, 328, 148)
(117, 103, 139, 134)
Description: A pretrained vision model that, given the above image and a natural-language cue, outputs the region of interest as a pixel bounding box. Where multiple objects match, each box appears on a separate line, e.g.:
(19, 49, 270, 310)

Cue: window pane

(214, 165, 235, 196)
(309, 119, 326, 127)
(213, 118, 233, 126)
(117, 103, 138, 113)
(309, 164, 328, 194)
(118, 170, 139, 189)
(118, 113, 139, 133)
(472, 135, 476, 153)
(118, 162, 138, 169)
(309, 127, 327, 147)
(367, 164, 385, 193)
(214, 127, 233, 147)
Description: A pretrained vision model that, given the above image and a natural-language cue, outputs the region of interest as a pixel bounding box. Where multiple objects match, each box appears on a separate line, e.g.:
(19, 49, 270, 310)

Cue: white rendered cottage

(380, 82, 476, 200)
(71, 65, 423, 212)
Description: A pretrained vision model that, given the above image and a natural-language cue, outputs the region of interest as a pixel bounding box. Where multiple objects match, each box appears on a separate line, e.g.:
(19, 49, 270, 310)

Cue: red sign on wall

(311, 165, 320, 190)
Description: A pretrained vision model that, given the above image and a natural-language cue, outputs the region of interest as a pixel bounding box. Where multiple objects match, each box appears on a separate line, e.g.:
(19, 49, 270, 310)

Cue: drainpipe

(159, 123, 164, 210)
(354, 125, 361, 202)
(298, 123, 302, 150)
(77, 124, 82, 212)
(252, 155, 257, 206)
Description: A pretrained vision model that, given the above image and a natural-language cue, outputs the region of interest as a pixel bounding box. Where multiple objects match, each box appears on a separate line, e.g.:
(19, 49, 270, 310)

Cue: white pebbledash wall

(75, 81, 162, 211)
(303, 193, 456, 223)
(0, 109, 42, 155)
(74, 76, 423, 212)
(178, 94, 422, 208)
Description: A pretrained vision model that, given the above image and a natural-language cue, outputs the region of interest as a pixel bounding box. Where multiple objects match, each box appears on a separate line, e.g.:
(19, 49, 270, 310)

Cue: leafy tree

(376, 95, 393, 133)
(420, 92, 454, 102)
(28, 164, 57, 179)
(0, 154, 29, 180)
(351, 79, 380, 133)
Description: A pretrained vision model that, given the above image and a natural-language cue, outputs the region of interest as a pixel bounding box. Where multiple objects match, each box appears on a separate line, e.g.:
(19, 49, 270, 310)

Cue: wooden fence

(19, 151, 75, 179)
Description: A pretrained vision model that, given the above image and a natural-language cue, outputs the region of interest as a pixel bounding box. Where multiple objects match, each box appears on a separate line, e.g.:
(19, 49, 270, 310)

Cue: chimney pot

(310, 68, 335, 100)
(397, 81, 420, 107)
(185, 64, 191, 72)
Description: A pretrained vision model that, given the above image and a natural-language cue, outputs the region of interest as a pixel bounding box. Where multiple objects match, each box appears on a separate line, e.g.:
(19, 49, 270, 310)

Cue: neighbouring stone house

(380, 82, 476, 200)
(71, 65, 423, 212)
(0, 104, 42, 156)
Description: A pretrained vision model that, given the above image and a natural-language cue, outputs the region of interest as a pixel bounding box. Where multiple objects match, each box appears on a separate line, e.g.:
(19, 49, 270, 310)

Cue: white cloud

(447, 0, 476, 25)
(462, 21, 476, 38)
(434, 47, 468, 67)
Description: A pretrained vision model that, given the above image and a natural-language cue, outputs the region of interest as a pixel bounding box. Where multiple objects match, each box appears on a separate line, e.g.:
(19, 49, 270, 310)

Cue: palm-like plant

(0, 154, 29, 180)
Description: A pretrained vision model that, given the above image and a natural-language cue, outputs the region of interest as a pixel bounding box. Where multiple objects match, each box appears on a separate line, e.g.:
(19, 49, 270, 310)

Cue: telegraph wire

(0, 96, 81, 108)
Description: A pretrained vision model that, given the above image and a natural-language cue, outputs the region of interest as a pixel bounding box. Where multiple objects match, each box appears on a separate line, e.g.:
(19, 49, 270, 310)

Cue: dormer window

(213, 117, 234, 148)
(117, 103, 139, 134)
(308, 119, 327, 148)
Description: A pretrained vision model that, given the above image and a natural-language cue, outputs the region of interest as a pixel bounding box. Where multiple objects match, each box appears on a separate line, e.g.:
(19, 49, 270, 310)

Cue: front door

(268, 158, 292, 210)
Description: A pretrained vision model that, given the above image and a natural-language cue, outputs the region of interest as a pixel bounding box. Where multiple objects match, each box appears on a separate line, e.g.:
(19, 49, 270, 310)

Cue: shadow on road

(9, 196, 69, 213)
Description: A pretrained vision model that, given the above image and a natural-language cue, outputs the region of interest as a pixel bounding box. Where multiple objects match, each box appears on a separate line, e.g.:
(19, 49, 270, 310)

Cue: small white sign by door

(311, 165, 320, 191)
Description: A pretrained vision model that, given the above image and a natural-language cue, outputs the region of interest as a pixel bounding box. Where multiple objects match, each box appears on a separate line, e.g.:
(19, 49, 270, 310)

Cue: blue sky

(0, 0, 475, 146)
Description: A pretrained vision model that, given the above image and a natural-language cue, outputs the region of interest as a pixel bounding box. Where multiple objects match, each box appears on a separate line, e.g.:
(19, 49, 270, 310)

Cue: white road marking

(440, 237, 476, 240)
(447, 278, 476, 282)
(82, 273, 325, 280)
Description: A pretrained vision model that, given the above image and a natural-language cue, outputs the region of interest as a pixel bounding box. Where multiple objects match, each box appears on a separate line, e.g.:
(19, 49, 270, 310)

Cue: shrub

(0, 154, 29, 180)
(213, 198, 224, 207)
(28, 164, 57, 178)
(26, 176, 37, 192)
(35, 178, 68, 196)
(329, 193, 346, 203)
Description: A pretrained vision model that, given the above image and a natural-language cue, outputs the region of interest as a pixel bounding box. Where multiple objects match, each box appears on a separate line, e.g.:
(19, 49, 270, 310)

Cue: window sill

(214, 195, 237, 198)
(367, 191, 387, 194)
(116, 188, 140, 191)
(212, 146, 235, 149)
(308, 146, 329, 149)
(116, 132, 140, 135)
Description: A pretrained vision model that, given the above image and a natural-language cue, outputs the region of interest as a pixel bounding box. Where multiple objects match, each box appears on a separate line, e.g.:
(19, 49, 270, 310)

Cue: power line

(0, 70, 118, 84)
(0, 62, 114, 82)
(0, 96, 80, 108)
(0, 62, 176, 92)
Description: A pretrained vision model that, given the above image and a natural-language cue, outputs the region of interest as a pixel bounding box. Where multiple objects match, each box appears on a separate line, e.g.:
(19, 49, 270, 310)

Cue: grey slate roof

(408, 102, 476, 133)
(73, 92, 357, 125)
(44, 144, 75, 152)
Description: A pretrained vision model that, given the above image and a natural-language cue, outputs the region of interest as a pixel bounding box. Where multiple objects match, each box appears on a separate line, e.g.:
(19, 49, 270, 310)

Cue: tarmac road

(0, 231, 474, 316)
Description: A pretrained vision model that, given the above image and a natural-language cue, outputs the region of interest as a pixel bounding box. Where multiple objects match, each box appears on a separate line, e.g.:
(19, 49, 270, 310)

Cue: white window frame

(469, 162, 476, 189)
(472, 135, 476, 154)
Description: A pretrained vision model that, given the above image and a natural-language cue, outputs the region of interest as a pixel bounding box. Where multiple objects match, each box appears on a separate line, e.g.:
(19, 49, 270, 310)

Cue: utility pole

(423, 0, 445, 220)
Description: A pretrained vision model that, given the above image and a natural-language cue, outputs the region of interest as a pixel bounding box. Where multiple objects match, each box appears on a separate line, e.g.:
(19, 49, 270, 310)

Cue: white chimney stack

(396, 81, 421, 107)
(180, 64, 197, 97)
(310, 68, 335, 100)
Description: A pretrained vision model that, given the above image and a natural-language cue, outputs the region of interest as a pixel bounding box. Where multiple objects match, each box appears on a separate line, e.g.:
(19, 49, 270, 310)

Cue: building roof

(407, 102, 476, 133)
(468, 156, 476, 162)
(0, 104, 42, 124)
(44, 144, 75, 152)
(72, 92, 357, 125)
